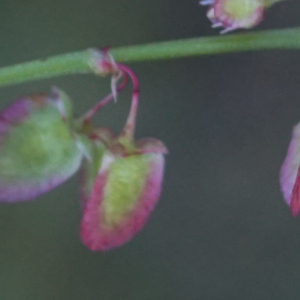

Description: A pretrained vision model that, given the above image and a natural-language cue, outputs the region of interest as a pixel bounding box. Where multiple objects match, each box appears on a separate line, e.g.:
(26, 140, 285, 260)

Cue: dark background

(0, 0, 299, 299)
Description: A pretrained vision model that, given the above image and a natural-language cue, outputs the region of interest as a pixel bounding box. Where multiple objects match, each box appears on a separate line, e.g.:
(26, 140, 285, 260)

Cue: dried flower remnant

(200, 0, 281, 33)
(280, 122, 300, 217)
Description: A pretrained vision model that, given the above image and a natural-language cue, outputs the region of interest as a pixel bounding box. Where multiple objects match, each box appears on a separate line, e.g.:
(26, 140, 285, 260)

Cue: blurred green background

(0, 0, 299, 299)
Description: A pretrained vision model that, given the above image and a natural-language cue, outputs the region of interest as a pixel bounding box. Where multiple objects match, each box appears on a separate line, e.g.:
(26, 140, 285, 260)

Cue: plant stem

(0, 51, 94, 88)
(0, 27, 299, 88)
(111, 27, 300, 62)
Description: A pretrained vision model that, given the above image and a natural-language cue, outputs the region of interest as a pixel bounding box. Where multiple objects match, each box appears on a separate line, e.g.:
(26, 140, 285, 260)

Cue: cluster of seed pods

(200, 0, 281, 33)
(0, 50, 167, 251)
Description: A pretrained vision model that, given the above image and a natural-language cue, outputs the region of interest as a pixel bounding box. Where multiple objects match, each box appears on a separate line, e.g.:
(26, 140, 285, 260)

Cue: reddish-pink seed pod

(80, 132, 167, 251)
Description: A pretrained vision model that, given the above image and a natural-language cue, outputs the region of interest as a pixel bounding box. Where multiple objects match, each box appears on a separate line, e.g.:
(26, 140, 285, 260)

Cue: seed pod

(0, 88, 82, 202)
(201, 0, 265, 33)
(80, 130, 167, 251)
(280, 122, 300, 217)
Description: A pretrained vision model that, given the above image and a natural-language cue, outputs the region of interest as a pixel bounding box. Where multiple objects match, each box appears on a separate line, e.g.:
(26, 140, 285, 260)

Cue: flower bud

(80, 130, 167, 251)
(0, 88, 82, 202)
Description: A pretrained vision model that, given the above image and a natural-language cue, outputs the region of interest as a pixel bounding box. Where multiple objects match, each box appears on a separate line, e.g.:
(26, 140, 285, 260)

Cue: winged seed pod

(0, 88, 82, 202)
(80, 129, 167, 251)
(280, 122, 300, 217)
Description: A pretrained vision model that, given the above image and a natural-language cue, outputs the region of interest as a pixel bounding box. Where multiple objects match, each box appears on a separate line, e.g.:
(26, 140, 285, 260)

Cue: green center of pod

(0, 103, 79, 179)
(103, 154, 151, 226)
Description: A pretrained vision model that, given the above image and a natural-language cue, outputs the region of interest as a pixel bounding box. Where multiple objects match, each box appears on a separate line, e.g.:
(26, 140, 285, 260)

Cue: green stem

(112, 27, 300, 63)
(0, 27, 300, 88)
(0, 51, 94, 88)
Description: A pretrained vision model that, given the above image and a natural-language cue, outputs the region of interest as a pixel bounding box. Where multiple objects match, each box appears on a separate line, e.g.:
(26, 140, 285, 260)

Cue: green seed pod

(201, 0, 265, 33)
(0, 88, 82, 202)
(80, 129, 167, 251)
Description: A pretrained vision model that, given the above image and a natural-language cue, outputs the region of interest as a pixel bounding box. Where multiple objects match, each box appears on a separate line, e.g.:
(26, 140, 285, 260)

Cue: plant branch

(0, 27, 299, 88)
(112, 27, 300, 62)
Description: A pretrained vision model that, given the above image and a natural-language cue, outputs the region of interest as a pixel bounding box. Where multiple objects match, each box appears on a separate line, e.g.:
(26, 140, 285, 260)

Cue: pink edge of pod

(80, 153, 165, 251)
(290, 167, 300, 218)
(0, 174, 75, 203)
(0, 98, 32, 135)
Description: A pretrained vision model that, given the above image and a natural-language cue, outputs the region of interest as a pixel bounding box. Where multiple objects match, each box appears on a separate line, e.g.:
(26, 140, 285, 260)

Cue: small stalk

(118, 64, 140, 142)
(82, 72, 129, 122)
